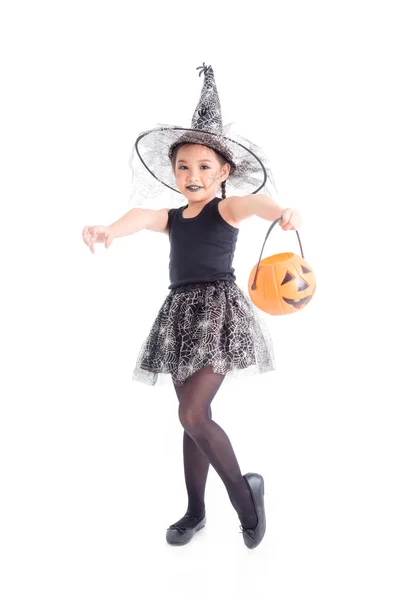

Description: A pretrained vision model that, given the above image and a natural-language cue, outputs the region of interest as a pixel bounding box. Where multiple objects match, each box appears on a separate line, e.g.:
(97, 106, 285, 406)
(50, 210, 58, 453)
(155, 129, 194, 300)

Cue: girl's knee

(178, 405, 208, 434)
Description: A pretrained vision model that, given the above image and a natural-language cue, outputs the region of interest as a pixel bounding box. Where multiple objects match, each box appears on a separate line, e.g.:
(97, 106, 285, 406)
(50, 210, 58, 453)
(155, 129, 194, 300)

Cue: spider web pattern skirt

(132, 280, 276, 387)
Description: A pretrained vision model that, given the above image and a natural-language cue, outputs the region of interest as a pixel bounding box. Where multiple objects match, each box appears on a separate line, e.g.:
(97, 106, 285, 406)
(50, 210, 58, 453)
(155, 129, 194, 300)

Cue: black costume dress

(132, 197, 275, 386)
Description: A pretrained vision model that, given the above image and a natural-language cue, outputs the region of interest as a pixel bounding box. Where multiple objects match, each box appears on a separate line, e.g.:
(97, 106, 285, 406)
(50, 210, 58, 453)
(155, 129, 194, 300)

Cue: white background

(1, 0, 399, 598)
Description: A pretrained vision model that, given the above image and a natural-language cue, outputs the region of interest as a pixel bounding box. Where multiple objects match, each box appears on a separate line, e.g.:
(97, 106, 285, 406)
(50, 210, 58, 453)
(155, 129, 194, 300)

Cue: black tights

(170, 364, 258, 530)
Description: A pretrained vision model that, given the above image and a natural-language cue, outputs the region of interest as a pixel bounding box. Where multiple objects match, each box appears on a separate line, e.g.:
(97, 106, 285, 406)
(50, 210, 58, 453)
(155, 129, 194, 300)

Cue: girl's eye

(178, 165, 210, 170)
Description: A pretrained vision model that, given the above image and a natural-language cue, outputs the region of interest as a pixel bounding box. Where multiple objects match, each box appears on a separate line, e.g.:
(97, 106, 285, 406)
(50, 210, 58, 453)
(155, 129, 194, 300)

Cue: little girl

(82, 64, 302, 550)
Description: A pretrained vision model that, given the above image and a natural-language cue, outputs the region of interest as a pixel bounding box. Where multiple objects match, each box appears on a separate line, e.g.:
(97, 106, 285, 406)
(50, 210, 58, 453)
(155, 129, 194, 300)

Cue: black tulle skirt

(132, 279, 276, 387)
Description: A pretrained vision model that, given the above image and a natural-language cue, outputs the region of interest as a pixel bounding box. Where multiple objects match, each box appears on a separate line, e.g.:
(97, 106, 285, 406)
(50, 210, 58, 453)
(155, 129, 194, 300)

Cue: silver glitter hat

(128, 63, 276, 208)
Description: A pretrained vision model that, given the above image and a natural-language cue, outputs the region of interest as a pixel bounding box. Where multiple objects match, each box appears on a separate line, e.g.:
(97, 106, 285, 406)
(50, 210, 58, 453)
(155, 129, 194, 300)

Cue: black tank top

(167, 196, 239, 290)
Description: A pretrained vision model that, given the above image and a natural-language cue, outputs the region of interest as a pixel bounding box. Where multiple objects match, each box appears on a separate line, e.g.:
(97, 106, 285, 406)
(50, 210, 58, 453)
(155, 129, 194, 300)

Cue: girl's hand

(82, 225, 114, 254)
(280, 208, 302, 231)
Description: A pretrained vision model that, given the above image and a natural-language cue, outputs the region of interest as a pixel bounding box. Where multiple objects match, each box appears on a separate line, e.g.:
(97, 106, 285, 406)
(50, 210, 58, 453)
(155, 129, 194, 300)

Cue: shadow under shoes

(240, 473, 266, 549)
(166, 512, 207, 545)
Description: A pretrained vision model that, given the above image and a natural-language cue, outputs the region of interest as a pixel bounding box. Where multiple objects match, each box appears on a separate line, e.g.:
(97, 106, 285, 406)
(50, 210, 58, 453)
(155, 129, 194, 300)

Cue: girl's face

(173, 144, 230, 202)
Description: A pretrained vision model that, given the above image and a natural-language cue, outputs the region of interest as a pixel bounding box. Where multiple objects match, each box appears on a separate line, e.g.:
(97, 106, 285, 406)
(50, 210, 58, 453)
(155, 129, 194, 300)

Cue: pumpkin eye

(281, 271, 295, 285)
(297, 278, 309, 291)
(281, 270, 309, 291)
(301, 265, 311, 274)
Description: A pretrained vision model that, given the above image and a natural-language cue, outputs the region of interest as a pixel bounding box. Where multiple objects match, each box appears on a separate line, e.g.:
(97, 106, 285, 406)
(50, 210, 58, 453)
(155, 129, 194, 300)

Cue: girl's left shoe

(240, 473, 266, 549)
(166, 514, 206, 545)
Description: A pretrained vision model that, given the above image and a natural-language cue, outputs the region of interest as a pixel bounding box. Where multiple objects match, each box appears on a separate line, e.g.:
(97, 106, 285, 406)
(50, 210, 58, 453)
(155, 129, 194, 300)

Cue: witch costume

(131, 63, 276, 386)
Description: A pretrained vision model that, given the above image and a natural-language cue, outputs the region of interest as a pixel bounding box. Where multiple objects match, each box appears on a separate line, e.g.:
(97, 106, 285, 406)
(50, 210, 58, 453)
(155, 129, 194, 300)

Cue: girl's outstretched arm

(107, 207, 169, 238)
(82, 208, 169, 254)
(107, 208, 151, 238)
(227, 194, 302, 230)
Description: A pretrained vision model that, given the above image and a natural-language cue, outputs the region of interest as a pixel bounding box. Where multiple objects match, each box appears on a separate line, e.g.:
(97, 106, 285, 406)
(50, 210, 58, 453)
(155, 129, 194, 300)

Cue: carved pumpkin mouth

(282, 295, 312, 308)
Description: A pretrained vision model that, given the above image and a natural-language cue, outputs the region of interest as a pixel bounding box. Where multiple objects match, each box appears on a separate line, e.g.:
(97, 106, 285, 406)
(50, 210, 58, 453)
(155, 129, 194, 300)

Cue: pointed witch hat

(128, 63, 276, 207)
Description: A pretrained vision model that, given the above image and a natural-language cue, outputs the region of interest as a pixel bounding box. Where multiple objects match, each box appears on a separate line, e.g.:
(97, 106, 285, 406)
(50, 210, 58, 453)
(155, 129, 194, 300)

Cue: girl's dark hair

(170, 143, 229, 199)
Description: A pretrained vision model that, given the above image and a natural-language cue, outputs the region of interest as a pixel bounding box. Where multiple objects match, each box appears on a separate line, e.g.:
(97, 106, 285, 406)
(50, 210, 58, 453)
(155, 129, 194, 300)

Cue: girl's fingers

(280, 209, 292, 227)
(280, 209, 301, 231)
(281, 220, 294, 231)
(83, 225, 110, 252)
(88, 229, 95, 253)
(82, 227, 90, 246)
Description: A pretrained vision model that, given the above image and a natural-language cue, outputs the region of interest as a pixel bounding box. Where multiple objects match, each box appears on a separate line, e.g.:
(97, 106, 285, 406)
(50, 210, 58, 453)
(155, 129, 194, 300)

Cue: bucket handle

(250, 217, 305, 291)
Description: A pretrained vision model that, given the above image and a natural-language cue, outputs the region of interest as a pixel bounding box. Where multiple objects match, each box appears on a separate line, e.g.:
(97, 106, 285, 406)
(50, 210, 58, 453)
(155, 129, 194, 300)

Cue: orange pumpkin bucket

(248, 217, 316, 315)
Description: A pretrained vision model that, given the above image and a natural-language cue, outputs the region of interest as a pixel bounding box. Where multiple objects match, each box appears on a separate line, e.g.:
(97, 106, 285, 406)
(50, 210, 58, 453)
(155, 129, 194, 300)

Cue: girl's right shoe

(240, 473, 266, 549)
(166, 514, 206, 545)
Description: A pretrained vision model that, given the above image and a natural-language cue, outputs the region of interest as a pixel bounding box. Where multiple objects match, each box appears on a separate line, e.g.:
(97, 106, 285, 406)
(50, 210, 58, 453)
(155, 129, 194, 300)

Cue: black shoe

(166, 513, 206, 546)
(240, 473, 266, 549)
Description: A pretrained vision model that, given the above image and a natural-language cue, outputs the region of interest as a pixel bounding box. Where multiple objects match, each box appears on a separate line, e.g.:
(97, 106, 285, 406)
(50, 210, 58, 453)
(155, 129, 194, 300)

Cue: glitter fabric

(128, 63, 277, 209)
(132, 280, 276, 387)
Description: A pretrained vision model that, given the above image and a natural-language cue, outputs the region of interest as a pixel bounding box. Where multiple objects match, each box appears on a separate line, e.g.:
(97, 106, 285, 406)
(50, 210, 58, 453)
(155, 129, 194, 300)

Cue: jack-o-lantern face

(280, 263, 314, 308)
(248, 252, 316, 315)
